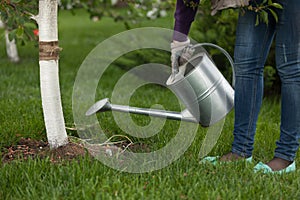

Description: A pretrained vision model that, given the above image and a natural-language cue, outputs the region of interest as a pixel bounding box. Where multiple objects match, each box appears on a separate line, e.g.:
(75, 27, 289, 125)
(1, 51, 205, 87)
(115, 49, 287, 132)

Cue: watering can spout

(86, 98, 198, 124)
(86, 98, 112, 116)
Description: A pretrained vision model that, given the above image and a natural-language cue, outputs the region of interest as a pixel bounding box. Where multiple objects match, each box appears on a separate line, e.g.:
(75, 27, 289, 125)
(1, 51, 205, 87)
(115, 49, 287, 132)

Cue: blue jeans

(231, 0, 300, 161)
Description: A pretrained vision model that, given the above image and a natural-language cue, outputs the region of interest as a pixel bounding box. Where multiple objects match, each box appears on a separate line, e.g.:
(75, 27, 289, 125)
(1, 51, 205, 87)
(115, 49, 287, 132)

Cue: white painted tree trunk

(5, 30, 20, 63)
(1, 19, 20, 62)
(0, 20, 4, 28)
(38, 0, 68, 148)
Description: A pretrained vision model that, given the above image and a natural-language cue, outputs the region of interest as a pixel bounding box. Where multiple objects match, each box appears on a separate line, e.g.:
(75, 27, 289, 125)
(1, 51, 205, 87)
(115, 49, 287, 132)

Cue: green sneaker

(200, 155, 252, 165)
(254, 161, 296, 174)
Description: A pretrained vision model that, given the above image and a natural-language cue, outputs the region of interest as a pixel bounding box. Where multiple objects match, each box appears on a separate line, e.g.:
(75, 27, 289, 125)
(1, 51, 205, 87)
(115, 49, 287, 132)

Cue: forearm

(173, 0, 200, 42)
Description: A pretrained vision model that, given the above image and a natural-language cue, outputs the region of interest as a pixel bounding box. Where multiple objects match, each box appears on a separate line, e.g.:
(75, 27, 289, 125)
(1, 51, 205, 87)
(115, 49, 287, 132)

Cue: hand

(170, 38, 194, 75)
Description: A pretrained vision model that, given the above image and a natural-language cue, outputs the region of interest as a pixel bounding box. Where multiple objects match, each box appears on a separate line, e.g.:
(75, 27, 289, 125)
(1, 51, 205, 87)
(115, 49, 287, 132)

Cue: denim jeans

(231, 0, 300, 161)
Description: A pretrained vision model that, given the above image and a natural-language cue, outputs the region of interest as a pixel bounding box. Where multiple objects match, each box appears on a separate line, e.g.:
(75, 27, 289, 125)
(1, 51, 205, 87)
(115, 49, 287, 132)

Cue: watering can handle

(193, 43, 235, 88)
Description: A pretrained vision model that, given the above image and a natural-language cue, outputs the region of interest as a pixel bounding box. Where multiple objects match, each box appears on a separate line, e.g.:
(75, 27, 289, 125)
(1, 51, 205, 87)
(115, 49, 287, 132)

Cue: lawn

(1, 9, 300, 199)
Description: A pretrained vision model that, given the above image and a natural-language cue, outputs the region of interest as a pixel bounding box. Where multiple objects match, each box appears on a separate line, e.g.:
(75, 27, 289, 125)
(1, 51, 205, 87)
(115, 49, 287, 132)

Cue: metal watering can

(86, 43, 235, 127)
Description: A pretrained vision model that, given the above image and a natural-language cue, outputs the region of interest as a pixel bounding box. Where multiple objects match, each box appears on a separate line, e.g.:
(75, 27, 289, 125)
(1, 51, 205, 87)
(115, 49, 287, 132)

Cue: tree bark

(38, 0, 68, 148)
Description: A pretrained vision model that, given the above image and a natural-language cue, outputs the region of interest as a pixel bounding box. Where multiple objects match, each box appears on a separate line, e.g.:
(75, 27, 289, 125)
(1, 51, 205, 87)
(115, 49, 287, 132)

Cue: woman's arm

(173, 0, 200, 42)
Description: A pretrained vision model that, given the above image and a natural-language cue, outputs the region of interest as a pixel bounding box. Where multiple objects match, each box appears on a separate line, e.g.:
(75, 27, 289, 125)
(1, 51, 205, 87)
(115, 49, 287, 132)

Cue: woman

(171, 0, 300, 173)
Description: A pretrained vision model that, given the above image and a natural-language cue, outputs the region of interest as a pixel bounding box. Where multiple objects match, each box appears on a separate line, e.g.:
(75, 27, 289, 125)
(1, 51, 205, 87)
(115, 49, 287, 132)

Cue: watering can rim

(167, 43, 235, 88)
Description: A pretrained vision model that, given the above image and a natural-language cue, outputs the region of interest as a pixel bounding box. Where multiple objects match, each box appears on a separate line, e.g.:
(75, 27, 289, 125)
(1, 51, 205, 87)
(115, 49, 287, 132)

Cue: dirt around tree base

(1, 138, 151, 164)
(1, 138, 87, 164)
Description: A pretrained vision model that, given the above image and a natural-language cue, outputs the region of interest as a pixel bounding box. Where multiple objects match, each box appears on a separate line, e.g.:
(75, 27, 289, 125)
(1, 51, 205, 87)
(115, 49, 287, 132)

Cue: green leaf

(8, 30, 16, 41)
(23, 25, 35, 41)
(260, 10, 269, 25)
(271, 3, 283, 9)
(255, 15, 260, 26)
(268, 8, 278, 22)
(16, 26, 24, 38)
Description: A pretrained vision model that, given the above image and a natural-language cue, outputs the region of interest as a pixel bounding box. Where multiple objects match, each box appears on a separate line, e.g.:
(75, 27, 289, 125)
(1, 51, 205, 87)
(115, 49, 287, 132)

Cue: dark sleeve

(173, 0, 200, 42)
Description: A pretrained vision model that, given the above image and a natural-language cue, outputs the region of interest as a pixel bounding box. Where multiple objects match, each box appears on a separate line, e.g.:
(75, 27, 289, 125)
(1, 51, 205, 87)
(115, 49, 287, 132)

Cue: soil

(1, 138, 87, 164)
(1, 138, 151, 164)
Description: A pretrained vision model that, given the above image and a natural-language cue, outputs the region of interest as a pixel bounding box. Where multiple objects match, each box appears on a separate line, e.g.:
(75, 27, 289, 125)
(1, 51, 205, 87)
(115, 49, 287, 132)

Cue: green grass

(1, 9, 300, 200)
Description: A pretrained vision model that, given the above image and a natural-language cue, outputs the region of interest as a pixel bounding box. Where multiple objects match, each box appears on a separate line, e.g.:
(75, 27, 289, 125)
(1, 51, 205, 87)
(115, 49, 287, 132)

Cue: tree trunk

(1, 19, 20, 62)
(0, 20, 4, 28)
(38, 0, 68, 148)
(5, 30, 20, 63)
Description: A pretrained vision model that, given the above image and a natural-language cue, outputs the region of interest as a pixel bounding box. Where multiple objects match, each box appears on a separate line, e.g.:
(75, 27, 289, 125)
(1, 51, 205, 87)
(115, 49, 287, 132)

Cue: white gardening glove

(211, 0, 250, 16)
(170, 38, 195, 82)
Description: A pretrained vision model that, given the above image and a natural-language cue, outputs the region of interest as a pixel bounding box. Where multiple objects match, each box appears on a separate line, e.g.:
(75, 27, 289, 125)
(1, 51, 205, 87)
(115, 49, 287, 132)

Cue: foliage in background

(0, 0, 281, 94)
(189, 1, 282, 95)
(0, 0, 174, 43)
(115, 0, 282, 94)
(0, 0, 38, 44)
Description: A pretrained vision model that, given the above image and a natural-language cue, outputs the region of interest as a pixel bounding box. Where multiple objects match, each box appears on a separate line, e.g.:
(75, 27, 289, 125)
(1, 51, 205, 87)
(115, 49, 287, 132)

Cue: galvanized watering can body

(166, 43, 235, 126)
(86, 43, 235, 127)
